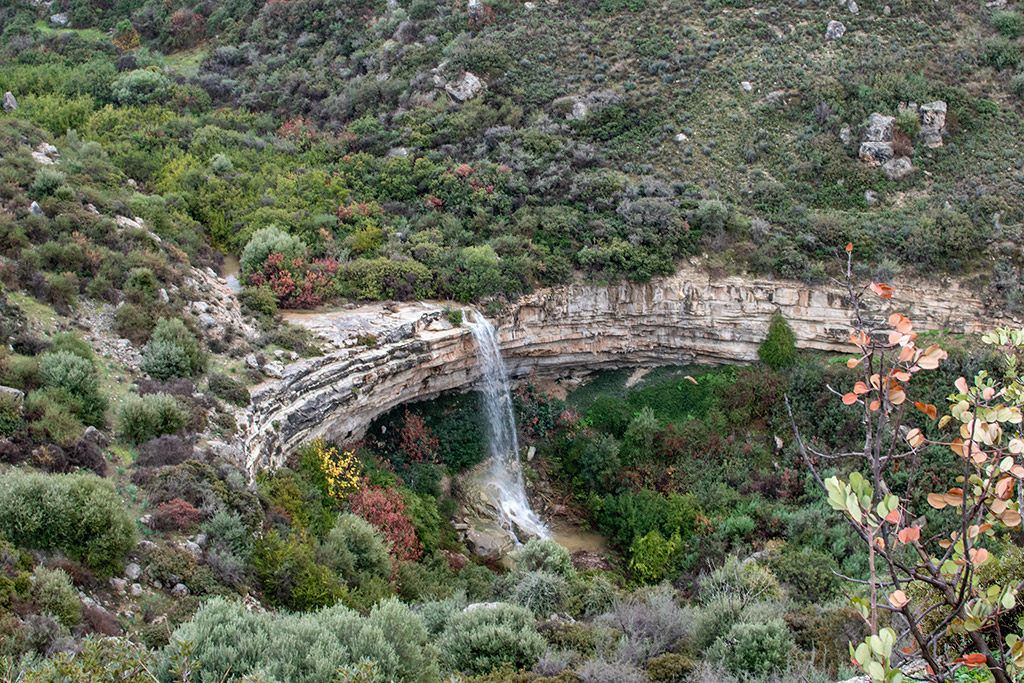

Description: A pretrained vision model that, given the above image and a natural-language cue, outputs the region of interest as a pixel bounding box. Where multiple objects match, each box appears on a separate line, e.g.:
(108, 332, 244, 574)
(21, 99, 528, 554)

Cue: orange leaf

(846, 242, 853, 253)
(854, 382, 870, 395)
(842, 393, 858, 405)
(889, 388, 906, 405)
(996, 476, 1014, 500)
(957, 654, 988, 668)
(1002, 510, 1022, 527)
(898, 526, 921, 543)
(889, 589, 910, 609)
(927, 493, 948, 509)
(870, 282, 894, 299)
(885, 509, 901, 524)
(917, 355, 940, 370)
(869, 400, 881, 412)
(906, 428, 924, 448)
(847, 357, 861, 368)
(955, 377, 969, 394)
(969, 548, 990, 566)
(914, 402, 938, 420)
(899, 345, 916, 363)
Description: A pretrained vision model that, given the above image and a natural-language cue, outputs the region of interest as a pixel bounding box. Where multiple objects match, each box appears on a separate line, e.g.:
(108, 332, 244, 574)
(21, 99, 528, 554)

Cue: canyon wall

(242, 267, 995, 472)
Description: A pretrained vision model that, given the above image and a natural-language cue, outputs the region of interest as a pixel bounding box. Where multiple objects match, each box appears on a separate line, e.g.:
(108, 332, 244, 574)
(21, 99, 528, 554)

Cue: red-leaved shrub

(348, 486, 422, 562)
(151, 498, 201, 531)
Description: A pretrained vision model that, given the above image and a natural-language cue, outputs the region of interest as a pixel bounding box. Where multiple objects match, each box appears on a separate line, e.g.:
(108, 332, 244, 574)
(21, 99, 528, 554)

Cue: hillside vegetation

(1, 0, 1024, 681)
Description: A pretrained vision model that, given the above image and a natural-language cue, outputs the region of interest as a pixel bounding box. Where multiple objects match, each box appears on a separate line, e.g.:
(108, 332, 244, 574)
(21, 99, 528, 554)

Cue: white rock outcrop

(242, 268, 997, 472)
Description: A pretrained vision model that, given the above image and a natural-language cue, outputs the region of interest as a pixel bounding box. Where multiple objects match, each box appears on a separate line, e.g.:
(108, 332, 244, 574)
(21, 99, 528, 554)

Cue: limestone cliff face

(243, 267, 994, 472)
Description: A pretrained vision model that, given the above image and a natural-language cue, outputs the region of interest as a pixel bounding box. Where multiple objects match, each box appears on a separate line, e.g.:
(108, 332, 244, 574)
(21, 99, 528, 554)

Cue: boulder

(883, 156, 914, 180)
(109, 578, 128, 593)
(262, 361, 284, 379)
(2, 92, 16, 112)
(445, 72, 485, 101)
(919, 101, 946, 148)
(29, 201, 43, 217)
(740, 81, 753, 92)
(125, 563, 142, 581)
(0, 385, 24, 407)
(50, 13, 68, 26)
(848, 0, 859, 12)
(130, 583, 144, 597)
(859, 113, 896, 165)
(171, 583, 190, 597)
(825, 20, 846, 40)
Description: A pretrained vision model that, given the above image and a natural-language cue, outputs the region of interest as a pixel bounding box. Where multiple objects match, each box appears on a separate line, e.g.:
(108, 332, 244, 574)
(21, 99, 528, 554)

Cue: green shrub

(240, 225, 308, 278)
(141, 340, 192, 382)
(706, 618, 794, 676)
(116, 392, 187, 444)
(207, 373, 250, 407)
(113, 303, 155, 345)
(141, 318, 204, 380)
(629, 530, 677, 584)
(31, 168, 67, 198)
(239, 285, 279, 317)
(758, 313, 797, 370)
(439, 604, 546, 676)
(162, 596, 439, 683)
(24, 389, 85, 445)
(511, 539, 575, 579)
(318, 513, 392, 588)
(769, 548, 840, 604)
(111, 69, 170, 105)
(37, 351, 97, 404)
(253, 530, 345, 611)
(993, 11, 1024, 39)
(30, 566, 82, 628)
(700, 556, 782, 606)
(646, 653, 695, 683)
(1012, 72, 1024, 98)
(692, 598, 743, 651)
(0, 470, 134, 575)
(983, 37, 1022, 70)
(511, 571, 569, 617)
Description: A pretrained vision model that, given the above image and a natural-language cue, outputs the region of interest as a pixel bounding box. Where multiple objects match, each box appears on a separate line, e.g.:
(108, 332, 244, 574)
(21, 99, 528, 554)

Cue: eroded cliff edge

(242, 266, 994, 472)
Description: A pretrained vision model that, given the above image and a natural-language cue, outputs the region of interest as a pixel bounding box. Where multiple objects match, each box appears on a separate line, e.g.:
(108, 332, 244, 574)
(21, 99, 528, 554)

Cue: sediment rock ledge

(243, 266, 994, 472)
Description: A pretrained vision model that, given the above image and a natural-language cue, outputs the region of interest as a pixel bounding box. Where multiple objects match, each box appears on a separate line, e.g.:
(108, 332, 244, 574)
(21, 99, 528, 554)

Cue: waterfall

(463, 310, 549, 541)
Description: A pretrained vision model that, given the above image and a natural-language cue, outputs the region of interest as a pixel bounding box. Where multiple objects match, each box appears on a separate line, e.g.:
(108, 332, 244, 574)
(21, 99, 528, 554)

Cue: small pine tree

(757, 312, 797, 370)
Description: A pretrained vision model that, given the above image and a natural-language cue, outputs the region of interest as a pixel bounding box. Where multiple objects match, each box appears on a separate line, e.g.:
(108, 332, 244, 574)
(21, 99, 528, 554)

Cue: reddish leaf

(846, 242, 853, 253)
(870, 282, 894, 299)
(842, 393, 858, 405)
(914, 402, 938, 420)
(898, 526, 921, 543)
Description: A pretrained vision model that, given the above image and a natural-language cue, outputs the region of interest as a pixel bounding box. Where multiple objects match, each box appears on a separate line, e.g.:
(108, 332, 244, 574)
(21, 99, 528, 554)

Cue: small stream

(221, 254, 241, 293)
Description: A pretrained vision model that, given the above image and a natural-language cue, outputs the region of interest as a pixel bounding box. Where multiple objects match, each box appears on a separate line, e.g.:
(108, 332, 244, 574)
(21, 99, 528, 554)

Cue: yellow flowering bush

(308, 438, 362, 501)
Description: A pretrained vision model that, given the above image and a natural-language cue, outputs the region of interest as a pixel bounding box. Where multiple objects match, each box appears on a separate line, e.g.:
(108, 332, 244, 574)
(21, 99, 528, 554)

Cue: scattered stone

(198, 313, 218, 329)
(986, 0, 1007, 7)
(524, 1, 537, 8)
(109, 578, 128, 593)
(139, 514, 152, 527)
(29, 201, 43, 217)
(883, 4, 891, 13)
(464, 523, 515, 561)
(245, 353, 260, 370)
(740, 81, 753, 92)
(49, 12, 68, 26)
(865, 190, 879, 205)
(445, 72, 485, 101)
(2, 91, 16, 112)
(131, 583, 144, 597)
(171, 583, 190, 597)
(848, 0, 859, 12)
(179, 541, 202, 558)
(82, 426, 108, 447)
(158, 288, 169, 304)
(883, 156, 914, 180)
(125, 563, 142, 581)
(386, 146, 410, 158)
(464, 602, 507, 613)
(137, 540, 157, 553)
(262, 361, 284, 379)
(919, 101, 947, 148)
(839, 126, 854, 145)
(825, 20, 846, 40)
(569, 101, 588, 121)
(192, 301, 210, 314)
(526, 446, 536, 462)
(0, 385, 24, 407)
(195, 533, 208, 547)
(152, 580, 162, 589)
(115, 215, 145, 231)
(859, 113, 896, 165)
(675, 132, 689, 142)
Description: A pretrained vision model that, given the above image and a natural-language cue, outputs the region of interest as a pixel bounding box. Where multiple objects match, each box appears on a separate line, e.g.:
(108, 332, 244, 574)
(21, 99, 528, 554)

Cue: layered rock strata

(243, 267, 994, 472)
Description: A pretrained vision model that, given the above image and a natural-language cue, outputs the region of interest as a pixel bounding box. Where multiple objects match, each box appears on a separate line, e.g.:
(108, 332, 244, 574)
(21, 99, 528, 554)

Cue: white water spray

(464, 310, 549, 541)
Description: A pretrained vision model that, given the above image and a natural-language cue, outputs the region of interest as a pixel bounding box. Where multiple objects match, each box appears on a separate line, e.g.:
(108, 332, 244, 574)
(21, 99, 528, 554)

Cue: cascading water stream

(463, 310, 549, 541)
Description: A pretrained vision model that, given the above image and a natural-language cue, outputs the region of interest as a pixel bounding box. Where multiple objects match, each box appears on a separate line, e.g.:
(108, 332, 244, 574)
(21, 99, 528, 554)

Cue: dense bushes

(116, 392, 187, 443)
(141, 318, 205, 380)
(757, 313, 797, 370)
(0, 470, 134, 575)
(163, 597, 440, 683)
(438, 604, 547, 676)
